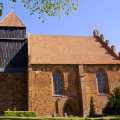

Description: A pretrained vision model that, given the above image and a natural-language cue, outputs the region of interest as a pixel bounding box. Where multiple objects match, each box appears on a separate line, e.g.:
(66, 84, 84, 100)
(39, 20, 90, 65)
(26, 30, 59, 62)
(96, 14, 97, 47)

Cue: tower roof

(0, 11, 25, 27)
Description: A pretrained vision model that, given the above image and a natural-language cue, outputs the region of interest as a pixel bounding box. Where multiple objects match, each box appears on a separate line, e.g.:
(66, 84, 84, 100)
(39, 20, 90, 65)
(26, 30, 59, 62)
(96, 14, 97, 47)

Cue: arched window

(96, 69, 109, 94)
(53, 70, 63, 95)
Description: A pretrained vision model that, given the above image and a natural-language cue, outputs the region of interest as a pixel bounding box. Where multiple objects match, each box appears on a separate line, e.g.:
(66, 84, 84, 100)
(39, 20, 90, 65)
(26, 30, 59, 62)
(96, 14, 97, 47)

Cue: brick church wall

(28, 65, 81, 116)
(80, 65, 120, 115)
(0, 73, 27, 114)
(28, 64, 120, 116)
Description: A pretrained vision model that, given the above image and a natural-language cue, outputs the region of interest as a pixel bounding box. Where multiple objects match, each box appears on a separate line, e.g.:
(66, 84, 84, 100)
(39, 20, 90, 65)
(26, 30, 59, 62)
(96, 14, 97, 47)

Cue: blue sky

(1, 0, 120, 51)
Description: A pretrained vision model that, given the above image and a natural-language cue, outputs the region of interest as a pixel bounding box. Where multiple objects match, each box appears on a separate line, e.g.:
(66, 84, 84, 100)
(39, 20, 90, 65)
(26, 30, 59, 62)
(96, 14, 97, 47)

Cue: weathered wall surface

(28, 64, 120, 116)
(80, 65, 120, 115)
(0, 73, 27, 114)
(28, 65, 81, 116)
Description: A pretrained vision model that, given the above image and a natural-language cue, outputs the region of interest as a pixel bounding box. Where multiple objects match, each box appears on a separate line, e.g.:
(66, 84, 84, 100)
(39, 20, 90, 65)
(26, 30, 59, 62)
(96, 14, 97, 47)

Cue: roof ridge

(29, 33, 92, 38)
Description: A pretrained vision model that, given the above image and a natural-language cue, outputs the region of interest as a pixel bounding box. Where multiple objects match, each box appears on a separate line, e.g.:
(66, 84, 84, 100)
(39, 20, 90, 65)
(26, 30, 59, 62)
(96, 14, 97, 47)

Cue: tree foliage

(89, 96, 96, 117)
(103, 86, 120, 115)
(0, 0, 80, 21)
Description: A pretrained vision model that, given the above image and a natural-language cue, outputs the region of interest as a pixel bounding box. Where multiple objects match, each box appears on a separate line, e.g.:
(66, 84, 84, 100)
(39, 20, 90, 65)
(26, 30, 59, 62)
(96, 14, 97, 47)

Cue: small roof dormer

(0, 11, 25, 27)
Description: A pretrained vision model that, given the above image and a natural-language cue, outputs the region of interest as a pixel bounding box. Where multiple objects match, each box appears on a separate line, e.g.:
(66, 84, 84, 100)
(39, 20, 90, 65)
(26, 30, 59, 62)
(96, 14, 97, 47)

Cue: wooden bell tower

(0, 11, 28, 72)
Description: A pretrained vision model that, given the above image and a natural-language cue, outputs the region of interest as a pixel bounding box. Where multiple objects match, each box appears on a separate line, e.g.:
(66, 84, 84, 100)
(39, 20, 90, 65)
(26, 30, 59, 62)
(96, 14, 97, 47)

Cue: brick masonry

(28, 64, 120, 116)
(28, 65, 81, 116)
(0, 73, 27, 114)
(0, 64, 119, 116)
(81, 65, 120, 115)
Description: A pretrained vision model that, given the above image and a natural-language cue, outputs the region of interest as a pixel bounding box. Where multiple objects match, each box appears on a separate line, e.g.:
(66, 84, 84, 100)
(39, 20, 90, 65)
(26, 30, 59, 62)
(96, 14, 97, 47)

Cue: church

(0, 12, 120, 116)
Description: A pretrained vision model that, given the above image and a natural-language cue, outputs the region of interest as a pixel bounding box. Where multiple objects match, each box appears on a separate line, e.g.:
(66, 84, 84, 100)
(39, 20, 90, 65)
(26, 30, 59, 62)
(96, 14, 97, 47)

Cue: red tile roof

(0, 11, 25, 27)
(28, 34, 120, 64)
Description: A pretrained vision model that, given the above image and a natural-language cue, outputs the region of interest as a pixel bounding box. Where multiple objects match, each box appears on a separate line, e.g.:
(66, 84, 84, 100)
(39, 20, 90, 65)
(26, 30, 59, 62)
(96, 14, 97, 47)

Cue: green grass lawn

(1, 116, 120, 120)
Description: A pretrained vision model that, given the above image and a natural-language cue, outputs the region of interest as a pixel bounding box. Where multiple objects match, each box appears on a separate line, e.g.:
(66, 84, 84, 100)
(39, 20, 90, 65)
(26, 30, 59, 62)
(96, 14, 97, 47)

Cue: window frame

(96, 68, 109, 95)
(52, 70, 63, 96)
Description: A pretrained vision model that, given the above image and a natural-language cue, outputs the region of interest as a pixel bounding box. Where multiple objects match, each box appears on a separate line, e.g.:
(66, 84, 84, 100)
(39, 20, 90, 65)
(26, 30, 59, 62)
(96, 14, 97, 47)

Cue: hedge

(4, 111, 37, 117)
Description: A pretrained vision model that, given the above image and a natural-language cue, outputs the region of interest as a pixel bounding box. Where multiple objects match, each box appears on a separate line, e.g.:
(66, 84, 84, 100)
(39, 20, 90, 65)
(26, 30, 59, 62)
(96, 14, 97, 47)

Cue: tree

(103, 86, 120, 115)
(0, 0, 80, 21)
(0, 2, 3, 16)
(89, 96, 96, 117)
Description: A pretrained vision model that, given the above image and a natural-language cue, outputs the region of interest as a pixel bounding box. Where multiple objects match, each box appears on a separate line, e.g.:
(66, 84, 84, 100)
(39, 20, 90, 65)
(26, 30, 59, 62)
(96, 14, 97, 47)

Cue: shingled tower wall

(0, 12, 28, 114)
